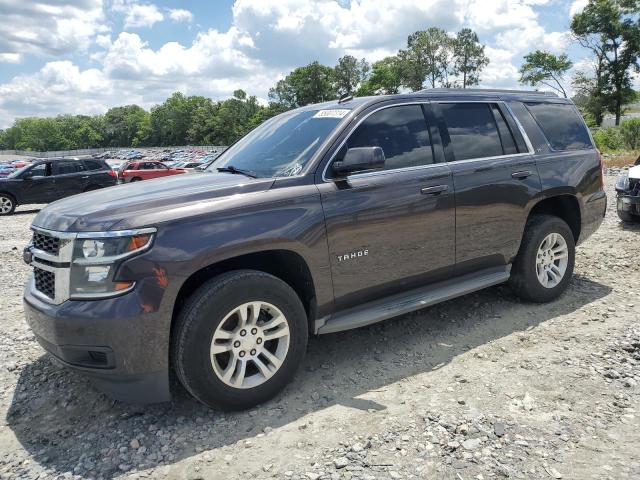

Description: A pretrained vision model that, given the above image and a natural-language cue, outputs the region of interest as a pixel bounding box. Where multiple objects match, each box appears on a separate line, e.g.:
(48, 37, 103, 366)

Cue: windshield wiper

(216, 165, 258, 178)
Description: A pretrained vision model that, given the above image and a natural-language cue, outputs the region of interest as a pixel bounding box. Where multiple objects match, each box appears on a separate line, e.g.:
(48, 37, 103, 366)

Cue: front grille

(32, 232, 60, 255)
(34, 267, 55, 299)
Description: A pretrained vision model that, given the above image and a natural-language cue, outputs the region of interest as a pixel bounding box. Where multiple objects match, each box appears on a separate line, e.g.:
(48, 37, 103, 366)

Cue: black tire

(83, 184, 101, 192)
(129, 177, 142, 182)
(617, 208, 640, 223)
(172, 270, 308, 410)
(0, 193, 17, 216)
(509, 214, 575, 303)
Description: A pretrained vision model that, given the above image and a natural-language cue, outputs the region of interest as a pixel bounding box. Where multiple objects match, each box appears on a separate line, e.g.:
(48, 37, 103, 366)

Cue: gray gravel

(0, 177, 639, 480)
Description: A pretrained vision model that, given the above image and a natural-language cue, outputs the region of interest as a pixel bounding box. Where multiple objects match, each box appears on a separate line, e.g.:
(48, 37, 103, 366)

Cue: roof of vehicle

(298, 88, 566, 113)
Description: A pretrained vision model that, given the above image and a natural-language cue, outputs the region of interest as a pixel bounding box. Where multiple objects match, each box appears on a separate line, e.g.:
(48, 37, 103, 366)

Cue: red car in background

(119, 161, 186, 183)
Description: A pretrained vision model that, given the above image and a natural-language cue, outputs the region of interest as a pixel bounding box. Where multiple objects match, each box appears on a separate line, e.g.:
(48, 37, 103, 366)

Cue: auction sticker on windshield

(313, 109, 350, 119)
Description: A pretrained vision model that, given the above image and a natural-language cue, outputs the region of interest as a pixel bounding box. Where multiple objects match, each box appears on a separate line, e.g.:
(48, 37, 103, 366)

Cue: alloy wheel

(210, 301, 290, 389)
(0, 196, 13, 214)
(535, 232, 569, 288)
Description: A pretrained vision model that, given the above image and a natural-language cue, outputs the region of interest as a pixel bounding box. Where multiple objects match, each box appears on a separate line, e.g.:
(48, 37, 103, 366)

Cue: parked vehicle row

(22, 89, 606, 410)
(0, 158, 117, 215)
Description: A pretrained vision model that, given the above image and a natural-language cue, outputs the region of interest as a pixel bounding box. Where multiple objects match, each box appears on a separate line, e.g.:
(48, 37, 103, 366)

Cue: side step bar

(316, 265, 511, 334)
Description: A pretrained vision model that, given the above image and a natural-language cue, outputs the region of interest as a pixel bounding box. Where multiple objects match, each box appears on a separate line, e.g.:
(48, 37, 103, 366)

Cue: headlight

(69, 228, 155, 299)
(616, 174, 630, 192)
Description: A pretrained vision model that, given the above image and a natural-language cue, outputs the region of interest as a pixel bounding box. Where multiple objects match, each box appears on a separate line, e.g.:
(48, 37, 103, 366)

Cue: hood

(628, 165, 640, 180)
(33, 173, 275, 232)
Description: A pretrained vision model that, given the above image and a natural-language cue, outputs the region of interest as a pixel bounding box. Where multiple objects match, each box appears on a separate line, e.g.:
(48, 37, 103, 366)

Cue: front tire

(617, 208, 640, 223)
(509, 215, 575, 303)
(172, 270, 308, 410)
(0, 193, 16, 216)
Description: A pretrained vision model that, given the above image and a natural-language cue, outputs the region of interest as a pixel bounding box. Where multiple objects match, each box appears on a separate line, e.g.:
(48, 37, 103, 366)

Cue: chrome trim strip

(69, 282, 136, 300)
(76, 227, 157, 239)
(502, 101, 535, 154)
(30, 247, 61, 264)
(347, 162, 447, 181)
(31, 225, 77, 240)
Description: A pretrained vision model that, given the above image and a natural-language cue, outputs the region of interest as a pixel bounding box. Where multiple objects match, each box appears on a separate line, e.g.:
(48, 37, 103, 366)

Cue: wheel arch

(527, 194, 582, 243)
(171, 249, 318, 338)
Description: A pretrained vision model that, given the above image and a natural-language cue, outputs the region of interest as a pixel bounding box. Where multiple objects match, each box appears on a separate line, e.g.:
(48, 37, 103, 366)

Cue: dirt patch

(0, 178, 638, 480)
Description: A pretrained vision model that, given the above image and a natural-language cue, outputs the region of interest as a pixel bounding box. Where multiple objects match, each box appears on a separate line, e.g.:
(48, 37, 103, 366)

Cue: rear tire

(129, 177, 142, 182)
(172, 270, 308, 410)
(509, 215, 575, 303)
(0, 193, 16, 216)
(617, 208, 640, 223)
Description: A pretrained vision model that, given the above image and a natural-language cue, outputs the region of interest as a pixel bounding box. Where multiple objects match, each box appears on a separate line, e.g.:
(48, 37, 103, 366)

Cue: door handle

(511, 170, 533, 180)
(81, 175, 89, 179)
(420, 185, 448, 195)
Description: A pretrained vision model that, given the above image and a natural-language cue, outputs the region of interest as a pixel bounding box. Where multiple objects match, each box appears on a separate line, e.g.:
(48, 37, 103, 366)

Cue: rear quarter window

(524, 102, 592, 151)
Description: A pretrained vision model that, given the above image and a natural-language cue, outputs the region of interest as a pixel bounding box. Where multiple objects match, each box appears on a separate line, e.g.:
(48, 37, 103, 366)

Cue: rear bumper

(23, 277, 172, 404)
(617, 194, 640, 216)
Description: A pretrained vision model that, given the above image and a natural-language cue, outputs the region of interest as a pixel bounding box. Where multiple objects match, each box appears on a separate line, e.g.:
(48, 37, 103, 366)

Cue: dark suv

(0, 158, 117, 215)
(23, 90, 606, 409)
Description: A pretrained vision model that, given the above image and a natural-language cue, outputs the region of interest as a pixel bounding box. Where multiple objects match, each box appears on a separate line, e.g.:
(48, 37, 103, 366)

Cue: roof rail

(418, 88, 558, 97)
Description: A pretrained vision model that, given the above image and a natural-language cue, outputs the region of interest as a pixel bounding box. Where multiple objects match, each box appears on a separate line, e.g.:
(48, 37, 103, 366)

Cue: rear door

(52, 161, 88, 199)
(83, 160, 115, 187)
(318, 102, 455, 311)
(433, 101, 541, 274)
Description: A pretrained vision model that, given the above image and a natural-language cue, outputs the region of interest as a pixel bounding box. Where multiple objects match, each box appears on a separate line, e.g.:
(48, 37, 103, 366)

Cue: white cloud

(168, 8, 193, 23)
(112, 1, 165, 29)
(0, 0, 107, 59)
(0, 53, 22, 63)
(0, 0, 584, 127)
(569, 0, 588, 17)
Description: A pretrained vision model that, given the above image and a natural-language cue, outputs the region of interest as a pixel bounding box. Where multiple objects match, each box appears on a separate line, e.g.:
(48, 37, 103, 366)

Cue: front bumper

(23, 277, 172, 404)
(617, 193, 640, 216)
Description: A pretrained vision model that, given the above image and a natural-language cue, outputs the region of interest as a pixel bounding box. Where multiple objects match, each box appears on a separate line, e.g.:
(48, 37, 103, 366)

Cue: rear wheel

(0, 194, 16, 216)
(509, 215, 575, 303)
(129, 177, 142, 182)
(172, 270, 308, 410)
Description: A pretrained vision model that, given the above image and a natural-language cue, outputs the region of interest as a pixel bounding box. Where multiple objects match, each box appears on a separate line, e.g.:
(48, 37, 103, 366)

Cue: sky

(0, 0, 598, 128)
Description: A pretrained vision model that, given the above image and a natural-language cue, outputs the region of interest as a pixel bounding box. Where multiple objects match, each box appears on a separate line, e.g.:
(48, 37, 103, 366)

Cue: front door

(21, 162, 57, 204)
(318, 103, 455, 312)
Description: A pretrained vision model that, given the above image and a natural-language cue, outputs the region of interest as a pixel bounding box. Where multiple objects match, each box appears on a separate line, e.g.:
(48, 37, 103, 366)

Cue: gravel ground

(0, 176, 638, 480)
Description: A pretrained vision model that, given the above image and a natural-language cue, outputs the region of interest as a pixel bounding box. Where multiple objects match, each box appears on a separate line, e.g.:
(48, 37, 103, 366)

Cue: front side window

(440, 103, 505, 161)
(29, 163, 48, 177)
(209, 109, 346, 178)
(345, 104, 434, 170)
(525, 102, 592, 151)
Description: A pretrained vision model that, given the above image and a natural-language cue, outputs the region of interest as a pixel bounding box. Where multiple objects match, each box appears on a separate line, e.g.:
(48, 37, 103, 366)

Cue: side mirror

(332, 147, 385, 177)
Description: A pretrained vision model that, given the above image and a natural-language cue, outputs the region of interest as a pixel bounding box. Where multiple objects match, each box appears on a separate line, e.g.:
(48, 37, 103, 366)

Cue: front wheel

(172, 270, 308, 410)
(509, 215, 575, 303)
(0, 194, 16, 216)
(617, 208, 640, 223)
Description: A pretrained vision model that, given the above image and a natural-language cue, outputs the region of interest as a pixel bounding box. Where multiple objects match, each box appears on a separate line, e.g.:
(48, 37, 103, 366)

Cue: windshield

(208, 108, 347, 178)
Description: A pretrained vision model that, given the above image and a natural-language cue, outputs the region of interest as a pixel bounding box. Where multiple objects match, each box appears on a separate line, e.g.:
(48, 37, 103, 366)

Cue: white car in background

(615, 160, 640, 223)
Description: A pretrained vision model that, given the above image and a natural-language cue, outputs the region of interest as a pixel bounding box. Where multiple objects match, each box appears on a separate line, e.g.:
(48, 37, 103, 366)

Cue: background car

(118, 160, 186, 183)
(0, 158, 117, 215)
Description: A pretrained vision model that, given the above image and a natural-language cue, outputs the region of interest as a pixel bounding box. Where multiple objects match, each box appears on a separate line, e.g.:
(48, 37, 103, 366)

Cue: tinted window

(491, 105, 518, 155)
(84, 160, 105, 171)
(346, 104, 433, 170)
(55, 161, 85, 175)
(440, 103, 504, 161)
(30, 164, 48, 177)
(525, 102, 592, 151)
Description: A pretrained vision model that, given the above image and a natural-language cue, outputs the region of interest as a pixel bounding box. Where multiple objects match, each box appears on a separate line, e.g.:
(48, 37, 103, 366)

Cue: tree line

(0, 27, 489, 152)
(519, 0, 640, 127)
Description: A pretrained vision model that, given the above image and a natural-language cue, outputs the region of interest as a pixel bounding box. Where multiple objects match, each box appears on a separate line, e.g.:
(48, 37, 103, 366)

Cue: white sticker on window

(313, 109, 350, 119)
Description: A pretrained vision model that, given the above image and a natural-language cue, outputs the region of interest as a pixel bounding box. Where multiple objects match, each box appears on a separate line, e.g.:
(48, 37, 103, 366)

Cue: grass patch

(603, 150, 639, 168)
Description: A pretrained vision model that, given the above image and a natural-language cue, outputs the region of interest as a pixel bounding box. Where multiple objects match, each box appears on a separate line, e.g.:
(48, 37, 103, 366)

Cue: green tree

(571, 0, 640, 125)
(572, 69, 608, 126)
(398, 28, 452, 90)
(333, 55, 370, 96)
(452, 28, 489, 88)
(356, 56, 403, 95)
(104, 105, 148, 147)
(269, 61, 337, 108)
(519, 50, 573, 97)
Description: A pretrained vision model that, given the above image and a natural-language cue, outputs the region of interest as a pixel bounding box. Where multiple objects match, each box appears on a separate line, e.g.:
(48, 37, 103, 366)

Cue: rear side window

(439, 103, 505, 161)
(55, 161, 85, 175)
(346, 104, 434, 170)
(84, 160, 105, 171)
(525, 102, 592, 151)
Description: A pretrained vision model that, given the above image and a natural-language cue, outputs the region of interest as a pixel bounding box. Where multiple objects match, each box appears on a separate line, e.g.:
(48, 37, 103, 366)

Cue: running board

(316, 265, 511, 334)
